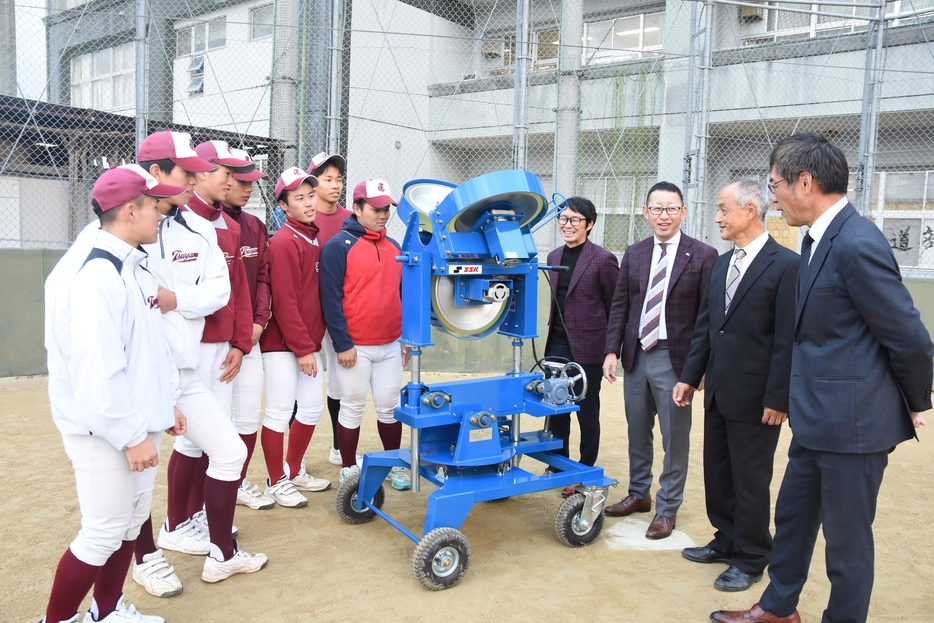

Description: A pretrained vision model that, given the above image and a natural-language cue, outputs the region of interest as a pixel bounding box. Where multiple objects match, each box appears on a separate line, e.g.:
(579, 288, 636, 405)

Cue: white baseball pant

(63, 431, 162, 566)
(171, 368, 246, 481)
(323, 330, 340, 400)
(231, 345, 263, 435)
(261, 351, 325, 433)
(334, 342, 403, 429)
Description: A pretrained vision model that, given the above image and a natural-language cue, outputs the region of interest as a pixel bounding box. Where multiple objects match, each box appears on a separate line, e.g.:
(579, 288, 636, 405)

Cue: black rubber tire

(335, 472, 385, 524)
(555, 492, 604, 547)
(412, 527, 471, 590)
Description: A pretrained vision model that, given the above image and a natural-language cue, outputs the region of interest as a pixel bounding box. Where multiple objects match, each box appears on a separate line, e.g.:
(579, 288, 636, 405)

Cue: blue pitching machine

(334, 170, 616, 590)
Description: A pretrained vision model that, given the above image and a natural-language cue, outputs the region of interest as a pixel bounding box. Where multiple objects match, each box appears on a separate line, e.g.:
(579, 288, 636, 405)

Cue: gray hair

(732, 178, 769, 223)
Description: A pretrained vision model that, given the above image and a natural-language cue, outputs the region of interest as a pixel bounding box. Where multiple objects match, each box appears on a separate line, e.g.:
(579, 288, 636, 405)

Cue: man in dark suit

(673, 179, 797, 593)
(602, 181, 718, 539)
(544, 197, 619, 496)
(711, 134, 933, 623)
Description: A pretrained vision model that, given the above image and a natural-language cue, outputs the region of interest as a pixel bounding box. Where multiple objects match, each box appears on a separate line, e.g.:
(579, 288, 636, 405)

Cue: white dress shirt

(639, 230, 681, 342)
(732, 230, 769, 284)
(804, 196, 849, 263)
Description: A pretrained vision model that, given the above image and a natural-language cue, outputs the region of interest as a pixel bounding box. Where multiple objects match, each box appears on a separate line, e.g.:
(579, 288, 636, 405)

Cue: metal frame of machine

(334, 170, 616, 590)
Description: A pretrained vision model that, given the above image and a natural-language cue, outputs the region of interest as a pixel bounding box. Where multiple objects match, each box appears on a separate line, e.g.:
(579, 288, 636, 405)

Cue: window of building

(534, 29, 559, 70)
(177, 17, 227, 58)
(740, 1, 887, 45)
(252, 4, 275, 40)
(582, 12, 664, 65)
(70, 42, 136, 112)
(186, 55, 205, 96)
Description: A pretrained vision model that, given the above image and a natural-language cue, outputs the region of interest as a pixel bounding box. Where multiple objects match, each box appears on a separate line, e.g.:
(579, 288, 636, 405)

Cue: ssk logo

(147, 296, 160, 309)
(241, 245, 259, 259)
(172, 250, 199, 263)
(451, 265, 482, 274)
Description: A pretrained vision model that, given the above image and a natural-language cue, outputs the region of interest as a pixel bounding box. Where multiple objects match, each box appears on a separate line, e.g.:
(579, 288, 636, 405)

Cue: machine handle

(539, 265, 569, 272)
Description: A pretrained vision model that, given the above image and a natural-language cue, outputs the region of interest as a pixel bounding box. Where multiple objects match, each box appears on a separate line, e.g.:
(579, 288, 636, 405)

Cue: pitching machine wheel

(412, 527, 471, 590)
(335, 472, 385, 525)
(555, 493, 604, 547)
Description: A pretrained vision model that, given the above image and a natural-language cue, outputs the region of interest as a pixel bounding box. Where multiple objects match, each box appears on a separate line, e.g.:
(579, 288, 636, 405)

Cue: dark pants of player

(544, 342, 602, 467)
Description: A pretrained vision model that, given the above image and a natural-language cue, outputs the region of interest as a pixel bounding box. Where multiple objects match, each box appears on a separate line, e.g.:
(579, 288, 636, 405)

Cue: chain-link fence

(2, 0, 934, 274)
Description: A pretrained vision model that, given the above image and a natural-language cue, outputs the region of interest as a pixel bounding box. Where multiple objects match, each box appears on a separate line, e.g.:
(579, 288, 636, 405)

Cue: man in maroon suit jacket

(544, 197, 619, 496)
(602, 181, 718, 539)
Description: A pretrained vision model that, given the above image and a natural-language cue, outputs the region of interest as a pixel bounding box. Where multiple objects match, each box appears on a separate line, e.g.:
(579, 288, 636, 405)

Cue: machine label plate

(469, 428, 493, 442)
(451, 264, 483, 274)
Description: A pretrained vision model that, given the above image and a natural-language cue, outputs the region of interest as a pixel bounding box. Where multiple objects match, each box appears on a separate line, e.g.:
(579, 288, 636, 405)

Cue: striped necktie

(640, 242, 668, 351)
(724, 248, 746, 313)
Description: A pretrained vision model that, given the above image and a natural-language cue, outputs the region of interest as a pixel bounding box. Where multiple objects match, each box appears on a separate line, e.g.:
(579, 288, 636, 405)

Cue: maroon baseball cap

(92, 164, 186, 211)
(274, 167, 319, 200)
(307, 152, 346, 176)
(352, 179, 397, 208)
(138, 130, 214, 173)
(228, 147, 268, 182)
(195, 140, 253, 168)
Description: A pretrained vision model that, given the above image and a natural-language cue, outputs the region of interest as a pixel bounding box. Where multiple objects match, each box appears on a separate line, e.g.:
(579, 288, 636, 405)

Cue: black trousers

(704, 399, 781, 575)
(758, 438, 889, 623)
(544, 342, 602, 467)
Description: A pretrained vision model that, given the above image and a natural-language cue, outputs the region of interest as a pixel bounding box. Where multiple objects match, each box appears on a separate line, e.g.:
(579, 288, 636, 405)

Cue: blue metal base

(353, 441, 616, 545)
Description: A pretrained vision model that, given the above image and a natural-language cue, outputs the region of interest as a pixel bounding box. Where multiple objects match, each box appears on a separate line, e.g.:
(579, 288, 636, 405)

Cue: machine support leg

(511, 340, 522, 467)
(410, 350, 422, 493)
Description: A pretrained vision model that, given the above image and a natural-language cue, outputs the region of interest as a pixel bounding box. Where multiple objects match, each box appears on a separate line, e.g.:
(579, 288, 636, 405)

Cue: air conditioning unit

(740, 2, 765, 22)
(482, 40, 503, 59)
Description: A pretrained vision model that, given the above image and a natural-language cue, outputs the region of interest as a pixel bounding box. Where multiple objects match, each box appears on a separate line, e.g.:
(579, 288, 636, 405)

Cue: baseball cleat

(289, 459, 331, 492)
(132, 549, 183, 598)
(157, 518, 211, 556)
(82, 595, 164, 622)
(388, 467, 412, 490)
(190, 508, 238, 539)
(264, 475, 308, 508)
(201, 541, 268, 583)
(328, 447, 363, 467)
(236, 480, 275, 510)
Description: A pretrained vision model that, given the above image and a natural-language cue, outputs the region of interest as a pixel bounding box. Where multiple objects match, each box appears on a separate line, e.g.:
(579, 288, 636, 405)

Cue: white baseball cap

(275, 167, 319, 200)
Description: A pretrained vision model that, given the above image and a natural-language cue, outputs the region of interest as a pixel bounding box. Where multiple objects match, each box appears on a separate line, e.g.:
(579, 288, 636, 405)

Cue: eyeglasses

(558, 215, 584, 226)
(646, 205, 684, 216)
(767, 178, 787, 194)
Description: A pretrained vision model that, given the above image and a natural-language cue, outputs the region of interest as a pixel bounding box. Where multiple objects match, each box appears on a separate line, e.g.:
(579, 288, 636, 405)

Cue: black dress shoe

(682, 545, 731, 564)
(714, 565, 763, 592)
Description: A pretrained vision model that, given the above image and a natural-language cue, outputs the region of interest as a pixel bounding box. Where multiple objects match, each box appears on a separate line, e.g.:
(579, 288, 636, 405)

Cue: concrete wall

(0, 248, 63, 377)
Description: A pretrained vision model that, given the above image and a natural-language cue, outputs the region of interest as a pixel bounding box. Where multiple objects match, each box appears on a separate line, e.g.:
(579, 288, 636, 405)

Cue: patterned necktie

(640, 242, 668, 351)
(724, 248, 746, 313)
(800, 231, 813, 284)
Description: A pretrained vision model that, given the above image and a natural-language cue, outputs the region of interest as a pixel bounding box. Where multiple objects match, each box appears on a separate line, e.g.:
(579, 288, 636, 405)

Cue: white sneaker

(288, 460, 331, 492)
(132, 549, 183, 598)
(329, 447, 363, 466)
(264, 475, 308, 508)
(339, 464, 360, 484)
(190, 509, 238, 539)
(40, 616, 79, 623)
(236, 480, 275, 510)
(201, 541, 268, 583)
(157, 518, 211, 555)
(83, 595, 164, 622)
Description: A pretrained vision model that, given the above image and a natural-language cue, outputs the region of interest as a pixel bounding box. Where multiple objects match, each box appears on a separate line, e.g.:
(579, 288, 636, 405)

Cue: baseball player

(305, 152, 357, 467)
(257, 168, 331, 508)
(319, 179, 411, 490)
(220, 148, 276, 511)
(131, 131, 266, 597)
(42, 165, 185, 623)
(173, 140, 256, 522)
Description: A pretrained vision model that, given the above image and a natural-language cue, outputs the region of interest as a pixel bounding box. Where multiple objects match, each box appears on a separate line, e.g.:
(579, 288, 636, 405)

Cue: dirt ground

(1, 372, 933, 623)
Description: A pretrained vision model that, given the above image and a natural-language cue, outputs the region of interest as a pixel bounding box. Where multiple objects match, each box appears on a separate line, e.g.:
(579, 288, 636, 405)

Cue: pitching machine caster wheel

(335, 472, 385, 524)
(412, 527, 471, 590)
(555, 492, 604, 547)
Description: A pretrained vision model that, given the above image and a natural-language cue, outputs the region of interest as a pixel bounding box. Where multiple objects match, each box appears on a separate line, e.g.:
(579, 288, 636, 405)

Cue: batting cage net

(2, 0, 934, 274)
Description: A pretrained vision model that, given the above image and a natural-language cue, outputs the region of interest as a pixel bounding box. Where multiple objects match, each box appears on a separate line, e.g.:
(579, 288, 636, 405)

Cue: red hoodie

(184, 193, 253, 354)
(223, 205, 271, 329)
(260, 216, 326, 357)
